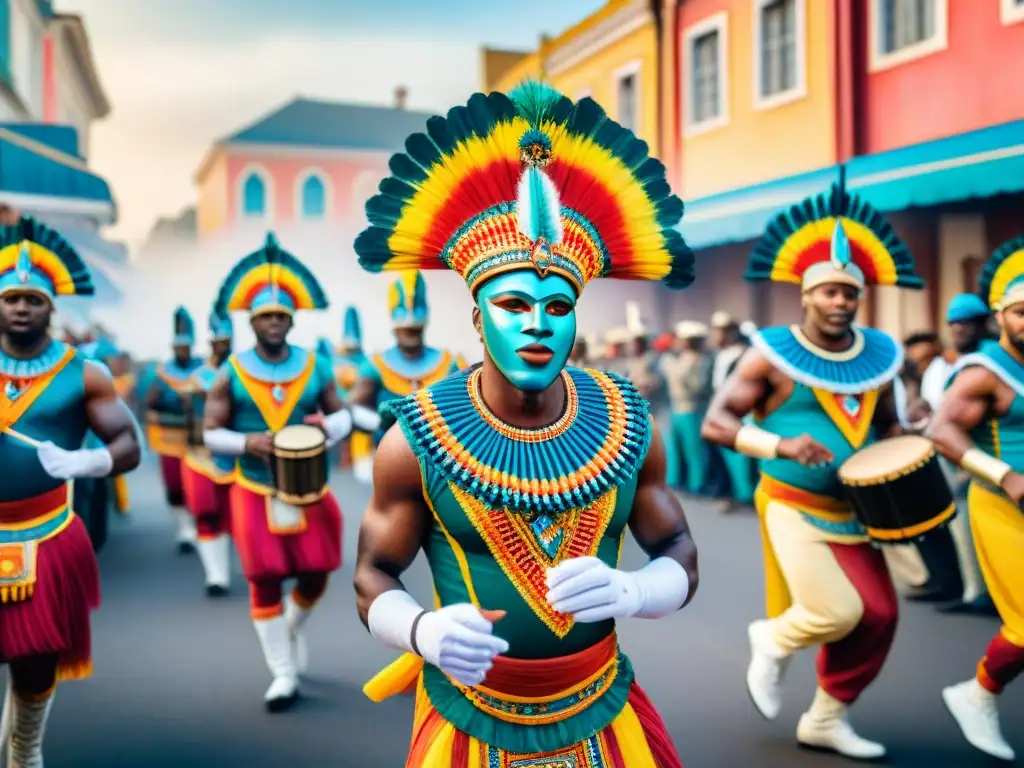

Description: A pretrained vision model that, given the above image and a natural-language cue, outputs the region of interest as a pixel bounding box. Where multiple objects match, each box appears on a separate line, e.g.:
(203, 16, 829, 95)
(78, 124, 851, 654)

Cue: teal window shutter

(0, 0, 10, 85)
(242, 172, 266, 217)
(301, 174, 325, 218)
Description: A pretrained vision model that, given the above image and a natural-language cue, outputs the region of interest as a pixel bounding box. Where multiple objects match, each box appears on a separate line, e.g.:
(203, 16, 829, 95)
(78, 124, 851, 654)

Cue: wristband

(734, 425, 782, 459)
(961, 447, 1012, 487)
(410, 610, 428, 657)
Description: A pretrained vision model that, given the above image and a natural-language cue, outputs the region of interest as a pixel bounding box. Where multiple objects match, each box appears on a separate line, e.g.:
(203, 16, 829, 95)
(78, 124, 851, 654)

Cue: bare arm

(928, 367, 995, 464)
(701, 349, 771, 447)
(202, 371, 231, 430)
(84, 363, 141, 474)
(318, 380, 344, 415)
(145, 376, 161, 410)
(629, 420, 698, 605)
(353, 425, 430, 627)
(351, 375, 379, 409)
(872, 384, 902, 438)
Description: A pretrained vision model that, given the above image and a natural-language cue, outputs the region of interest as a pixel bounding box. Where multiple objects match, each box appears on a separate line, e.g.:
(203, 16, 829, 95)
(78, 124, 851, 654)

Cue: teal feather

(316, 337, 333, 361)
(508, 81, 571, 126)
(517, 167, 562, 244)
(979, 236, 1024, 309)
(831, 222, 852, 268)
(0, 216, 94, 295)
(214, 231, 328, 314)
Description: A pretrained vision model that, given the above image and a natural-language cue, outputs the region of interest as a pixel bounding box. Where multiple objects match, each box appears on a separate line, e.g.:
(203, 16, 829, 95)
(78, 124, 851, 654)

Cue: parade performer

(203, 233, 377, 711)
(0, 217, 140, 766)
(145, 307, 203, 552)
(701, 183, 923, 760)
(928, 237, 1024, 762)
(330, 307, 375, 469)
(353, 83, 698, 767)
(181, 309, 235, 597)
(351, 270, 467, 483)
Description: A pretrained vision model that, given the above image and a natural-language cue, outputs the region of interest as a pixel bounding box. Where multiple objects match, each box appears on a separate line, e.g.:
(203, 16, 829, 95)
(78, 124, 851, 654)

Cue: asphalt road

(32, 456, 1024, 767)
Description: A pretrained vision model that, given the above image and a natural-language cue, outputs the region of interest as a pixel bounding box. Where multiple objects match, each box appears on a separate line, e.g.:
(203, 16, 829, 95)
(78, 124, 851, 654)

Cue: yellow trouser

(968, 483, 1024, 642)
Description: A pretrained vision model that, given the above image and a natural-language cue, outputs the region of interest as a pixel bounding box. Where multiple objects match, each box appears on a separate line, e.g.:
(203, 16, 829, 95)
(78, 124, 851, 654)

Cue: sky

(57, 0, 606, 247)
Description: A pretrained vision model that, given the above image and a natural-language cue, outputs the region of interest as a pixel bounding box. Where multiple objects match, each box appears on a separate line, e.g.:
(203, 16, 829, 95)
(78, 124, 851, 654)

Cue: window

(242, 172, 266, 217)
(613, 62, 641, 133)
(869, 0, 947, 72)
(1001, 0, 1024, 25)
(755, 0, 806, 108)
(300, 174, 326, 219)
(683, 13, 728, 135)
(0, 0, 9, 84)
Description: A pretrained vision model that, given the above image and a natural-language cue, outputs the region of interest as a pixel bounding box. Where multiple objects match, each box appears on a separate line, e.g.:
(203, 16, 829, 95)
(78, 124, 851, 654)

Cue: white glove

(367, 590, 509, 687)
(37, 442, 113, 480)
(204, 428, 247, 456)
(350, 405, 381, 433)
(546, 556, 690, 623)
(321, 409, 353, 448)
(353, 455, 374, 485)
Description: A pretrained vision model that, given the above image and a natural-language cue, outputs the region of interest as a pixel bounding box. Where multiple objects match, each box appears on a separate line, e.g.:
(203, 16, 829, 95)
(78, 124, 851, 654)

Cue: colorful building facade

(194, 92, 434, 239)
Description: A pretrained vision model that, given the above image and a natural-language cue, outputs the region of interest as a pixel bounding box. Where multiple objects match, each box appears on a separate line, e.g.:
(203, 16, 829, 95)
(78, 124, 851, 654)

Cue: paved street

(34, 456, 1024, 767)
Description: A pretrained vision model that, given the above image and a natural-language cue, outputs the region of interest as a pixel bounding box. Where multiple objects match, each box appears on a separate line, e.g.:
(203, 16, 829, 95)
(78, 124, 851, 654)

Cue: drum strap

(230, 353, 316, 432)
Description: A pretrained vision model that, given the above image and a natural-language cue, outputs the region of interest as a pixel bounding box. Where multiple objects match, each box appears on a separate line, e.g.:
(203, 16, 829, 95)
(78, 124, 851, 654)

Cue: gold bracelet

(734, 425, 782, 459)
(961, 448, 1012, 487)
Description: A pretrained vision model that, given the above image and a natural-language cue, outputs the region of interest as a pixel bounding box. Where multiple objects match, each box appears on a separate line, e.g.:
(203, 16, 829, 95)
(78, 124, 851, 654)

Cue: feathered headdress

(214, 232, 328, 316)
(172, 306, 194, 347)
(341, 305, 363, 349)
(315, 337, 334, 361)
(979, 236, 1024, 312)
(746, 182, 923, 293)
(354, 82, 694, 296)
(208, 309, 233, 341)
(387, 271, 429, 328)
(0, 216, 93, 301)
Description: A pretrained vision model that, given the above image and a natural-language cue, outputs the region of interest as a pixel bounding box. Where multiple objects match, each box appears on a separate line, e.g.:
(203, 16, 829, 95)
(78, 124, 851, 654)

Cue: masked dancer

(0, 217, 141, 766)
(181, 309, 235, 597)
(929, 237, 1024, 763)
(701, 183, 923, 760)
(351, 271, 467, 483)
(203, 233, 376, 711)
(146, 306, 203, 552)
(353, 83, 698, 767)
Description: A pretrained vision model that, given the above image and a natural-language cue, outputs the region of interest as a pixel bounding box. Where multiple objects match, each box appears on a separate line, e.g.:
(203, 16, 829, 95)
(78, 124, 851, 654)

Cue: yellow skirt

(967, 483, 1024, 641)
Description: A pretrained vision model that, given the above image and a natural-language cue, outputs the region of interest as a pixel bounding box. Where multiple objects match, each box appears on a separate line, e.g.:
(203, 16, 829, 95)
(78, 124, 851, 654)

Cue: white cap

(739, 320, 758, 338)
(675, 320, 708, 340)
(710, 310, 734, 328)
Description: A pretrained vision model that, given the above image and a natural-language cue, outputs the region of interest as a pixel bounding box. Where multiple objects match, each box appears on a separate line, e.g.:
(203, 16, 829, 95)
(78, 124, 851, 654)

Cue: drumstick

(2, 427, 41, 449)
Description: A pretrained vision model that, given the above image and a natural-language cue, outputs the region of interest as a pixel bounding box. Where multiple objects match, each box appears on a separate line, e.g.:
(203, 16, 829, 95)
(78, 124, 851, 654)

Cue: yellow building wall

(547, 23, 660, 156)
(196, 151, 228, 237)
(682, 0, 835, 198)
(488, 50, 543, 93)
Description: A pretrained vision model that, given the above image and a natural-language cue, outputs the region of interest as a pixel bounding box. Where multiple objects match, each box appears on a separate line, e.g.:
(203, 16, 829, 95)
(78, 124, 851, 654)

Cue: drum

(271, 424, 328, 506)
(838, 435, 956, 543)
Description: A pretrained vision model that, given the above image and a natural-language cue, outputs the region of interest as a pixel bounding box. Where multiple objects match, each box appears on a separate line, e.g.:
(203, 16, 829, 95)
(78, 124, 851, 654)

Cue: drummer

(928, 236, 1024, 762)
(701, 183, 924, 760)
(145, 306, 204, 553)
(202, 233, 378, 712)
(181, 308, 235, 597)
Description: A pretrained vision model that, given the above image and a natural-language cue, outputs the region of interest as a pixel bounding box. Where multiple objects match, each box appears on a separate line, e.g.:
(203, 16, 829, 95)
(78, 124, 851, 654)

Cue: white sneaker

(353, 457, 373, 485)
(254, 617, 299, 712)
(943, 679, 1015, 761)
(746, 619, 791, 720)
(796, 687, 885, 760)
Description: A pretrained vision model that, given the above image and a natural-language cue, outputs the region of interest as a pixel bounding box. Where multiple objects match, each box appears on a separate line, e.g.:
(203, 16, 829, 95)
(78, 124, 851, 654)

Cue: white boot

(174, 509, 198, 552)
(6, 689, 53, 768)
(254, 617, 298, 712)
(284, 595, 312, 675)
(746, 619, 792, 720)
(943, 679, 1015, 761)
(196, 535, 231, 596)
(796, 687, 886, 760)
(353, 456, 373, 485)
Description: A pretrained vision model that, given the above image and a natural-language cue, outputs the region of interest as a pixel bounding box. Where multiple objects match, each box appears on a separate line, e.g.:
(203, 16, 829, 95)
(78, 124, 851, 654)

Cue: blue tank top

(224, 345, 334, 487)
(0, 340, 90, 502)
(152, 357, 203, 423)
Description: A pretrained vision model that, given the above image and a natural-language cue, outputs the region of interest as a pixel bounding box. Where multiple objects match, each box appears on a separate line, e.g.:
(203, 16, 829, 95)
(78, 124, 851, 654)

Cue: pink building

(194, 88, 433, 240)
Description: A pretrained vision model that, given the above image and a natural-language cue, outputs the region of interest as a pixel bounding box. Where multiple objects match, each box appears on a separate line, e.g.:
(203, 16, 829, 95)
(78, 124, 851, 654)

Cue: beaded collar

(0, 339, 70, 379)
(385, 365, 650, 515)
(752, 325, 902, 395)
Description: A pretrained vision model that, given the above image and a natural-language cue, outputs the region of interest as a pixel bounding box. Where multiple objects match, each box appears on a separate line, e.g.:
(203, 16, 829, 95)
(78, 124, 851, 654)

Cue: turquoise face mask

(476, 270, 577, 392)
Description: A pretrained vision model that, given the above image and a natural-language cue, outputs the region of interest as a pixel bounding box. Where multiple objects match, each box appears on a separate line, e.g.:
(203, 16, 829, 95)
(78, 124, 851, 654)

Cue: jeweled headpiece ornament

(354, 82, 695, 295)
(214, 232, 328, 317)
(0, 216, 93, 301)
(746, 182, 923, 293)
(979, 237, 1024, 312)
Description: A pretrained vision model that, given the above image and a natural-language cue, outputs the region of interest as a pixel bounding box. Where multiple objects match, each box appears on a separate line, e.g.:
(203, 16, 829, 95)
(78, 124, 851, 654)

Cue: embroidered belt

(0, 486, 74, 603)
(758, 475, 856, 523)
(457, 633, 619, 726)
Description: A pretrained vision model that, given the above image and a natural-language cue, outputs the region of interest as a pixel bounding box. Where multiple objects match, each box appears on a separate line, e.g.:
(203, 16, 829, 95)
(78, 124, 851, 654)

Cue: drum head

(839, 435, 934, 483)
(273, 424, 326, 451)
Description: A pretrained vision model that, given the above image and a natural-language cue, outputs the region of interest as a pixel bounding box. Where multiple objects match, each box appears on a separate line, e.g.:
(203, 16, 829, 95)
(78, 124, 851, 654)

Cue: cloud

(86, 32, 481, 243)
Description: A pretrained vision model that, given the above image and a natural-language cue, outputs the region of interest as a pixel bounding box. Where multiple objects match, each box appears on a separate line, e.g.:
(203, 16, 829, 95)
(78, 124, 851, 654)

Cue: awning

(0, 124, 115, 224)
(846, 120, 1024, 211)
(678, 166, 841, 250)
